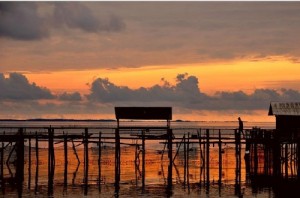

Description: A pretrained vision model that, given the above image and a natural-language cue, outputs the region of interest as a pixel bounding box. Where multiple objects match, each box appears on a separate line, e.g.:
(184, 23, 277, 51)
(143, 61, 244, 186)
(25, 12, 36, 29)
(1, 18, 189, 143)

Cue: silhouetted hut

(115, 107, 172, 122)
(268, 101, 300, 140)
(114, 107, 173, 189)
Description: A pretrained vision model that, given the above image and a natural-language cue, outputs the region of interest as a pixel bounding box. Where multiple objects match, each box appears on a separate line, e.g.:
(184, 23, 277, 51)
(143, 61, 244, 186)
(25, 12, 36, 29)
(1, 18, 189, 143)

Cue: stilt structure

(268, 102, 300, 178)
(114, 107, 172, 195)
(0, 103, 299, 197)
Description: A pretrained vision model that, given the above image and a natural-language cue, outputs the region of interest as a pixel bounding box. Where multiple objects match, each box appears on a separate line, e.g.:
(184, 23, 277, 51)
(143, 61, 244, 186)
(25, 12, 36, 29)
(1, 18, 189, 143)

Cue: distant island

(0, 119, 116, 122)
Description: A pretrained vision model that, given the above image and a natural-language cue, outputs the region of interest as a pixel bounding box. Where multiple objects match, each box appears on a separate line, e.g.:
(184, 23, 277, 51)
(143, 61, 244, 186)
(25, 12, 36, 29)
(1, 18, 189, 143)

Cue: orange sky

(1, 2, 300, 121)
(26, 57, 300, 95)
(20, 57, 299, 122)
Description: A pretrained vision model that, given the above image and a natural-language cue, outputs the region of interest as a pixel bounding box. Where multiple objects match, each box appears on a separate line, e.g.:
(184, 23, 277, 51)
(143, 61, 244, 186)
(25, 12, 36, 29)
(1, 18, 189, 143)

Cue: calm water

(0, 120, 276, 129)
(0, 121, 281, 197)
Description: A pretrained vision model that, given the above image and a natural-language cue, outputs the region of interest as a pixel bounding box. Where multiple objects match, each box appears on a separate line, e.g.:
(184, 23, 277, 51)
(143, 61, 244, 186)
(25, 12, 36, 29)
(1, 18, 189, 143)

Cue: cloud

(87, 73, 300, 111)
(0, 2, 125, 40)
(0, 2, 48, 40)
(53, 2, 125, 33)
(0, 73, 54, 100)
(1, 72, 300, 120)
(87, 74, 206, 103)
(58, 91, 82, 101)
(2, 2, 300, 72)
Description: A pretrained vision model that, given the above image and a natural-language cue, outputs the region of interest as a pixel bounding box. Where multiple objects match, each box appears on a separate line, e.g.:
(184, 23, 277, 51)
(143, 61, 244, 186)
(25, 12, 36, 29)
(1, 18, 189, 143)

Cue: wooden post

(285, 143, 288, 178)
(142, 129, 146, 188)
(235, 129, 241, 196)
(48, 127, 54, 196)
(35, 132, 39, 194)
(64, 133, 68, 188)
(273, 132, 281, 177)
(263, 132, 271, 176)
(203, 130, 206, 185)
(28, 136, 32, 190)
(98, 132, 102, 190)
(187, 132, 190, 189)
(297, 136, 300, 181)
(206, 129, 210, 187)
(291, 143, 295, 177)
(172, 136, 184, 162)
(72, 139, 80, 164)
(295, 143, 298, 177)
(6, 143, 15, 177)
(218, 129, 222, 186)
(84, 128, 89, 195)
(16, 128, 24, 181)
(183, 134, 186, 187)
(115, 127, 120, 194)
(167, 128, 173, 190)
(16, 128, 24, 197)
(198, 130, 203, 186)
(72, 162, 80, 186)
(245, 130, 251, 178)
(254, 131, 258, 176)
(135, 143, 138, 186)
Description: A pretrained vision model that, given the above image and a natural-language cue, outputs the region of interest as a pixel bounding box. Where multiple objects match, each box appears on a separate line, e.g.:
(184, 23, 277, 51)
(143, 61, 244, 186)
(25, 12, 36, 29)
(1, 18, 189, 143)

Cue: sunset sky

(1, 1, 300, 121)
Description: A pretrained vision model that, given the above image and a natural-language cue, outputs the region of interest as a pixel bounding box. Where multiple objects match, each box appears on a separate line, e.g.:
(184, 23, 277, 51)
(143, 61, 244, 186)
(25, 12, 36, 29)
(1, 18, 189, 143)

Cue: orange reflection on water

(18, 141, 247, 188)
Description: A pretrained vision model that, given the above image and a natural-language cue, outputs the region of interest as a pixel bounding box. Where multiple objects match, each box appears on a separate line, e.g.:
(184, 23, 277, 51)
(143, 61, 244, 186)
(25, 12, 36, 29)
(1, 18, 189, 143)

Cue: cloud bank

(0, 2, 125, 40)
(1, 72, 300, 119)
(0, 73, 53, 100)
(87, 73, 300, 111)
(0, 73, 82, 101)
(2, 2, 300, 72)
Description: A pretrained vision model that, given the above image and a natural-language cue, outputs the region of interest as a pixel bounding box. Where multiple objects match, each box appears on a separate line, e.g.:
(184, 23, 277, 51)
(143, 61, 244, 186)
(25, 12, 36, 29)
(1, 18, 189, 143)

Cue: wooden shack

(268, 101, 300, 139)
(115, 107, 172, 121)
(114, 107, 173, 189)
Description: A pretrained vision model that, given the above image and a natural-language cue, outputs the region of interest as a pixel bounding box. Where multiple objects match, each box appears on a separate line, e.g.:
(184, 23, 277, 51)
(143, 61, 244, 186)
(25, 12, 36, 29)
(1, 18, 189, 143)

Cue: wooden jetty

(0, 106, 299, 197)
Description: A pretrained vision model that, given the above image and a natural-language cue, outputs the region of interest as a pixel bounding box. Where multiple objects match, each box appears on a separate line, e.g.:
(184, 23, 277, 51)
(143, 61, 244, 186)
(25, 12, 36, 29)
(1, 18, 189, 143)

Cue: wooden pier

(0, 125, 299, 196)
(0, 106, 299, 196)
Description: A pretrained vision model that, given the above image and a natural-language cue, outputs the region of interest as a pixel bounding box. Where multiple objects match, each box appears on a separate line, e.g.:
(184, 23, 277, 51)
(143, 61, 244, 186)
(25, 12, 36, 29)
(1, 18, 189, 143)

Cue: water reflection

(0, 140, 279, 197)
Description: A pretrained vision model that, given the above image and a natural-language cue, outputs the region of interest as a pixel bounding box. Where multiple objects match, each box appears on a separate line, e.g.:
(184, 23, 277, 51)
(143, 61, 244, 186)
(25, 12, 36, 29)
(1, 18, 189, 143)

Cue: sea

(0, 120, 285, 197)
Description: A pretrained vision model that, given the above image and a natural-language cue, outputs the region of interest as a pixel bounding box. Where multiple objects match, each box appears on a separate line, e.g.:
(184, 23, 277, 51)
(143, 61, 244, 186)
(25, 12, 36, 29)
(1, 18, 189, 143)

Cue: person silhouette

(238, 117, 244, 136)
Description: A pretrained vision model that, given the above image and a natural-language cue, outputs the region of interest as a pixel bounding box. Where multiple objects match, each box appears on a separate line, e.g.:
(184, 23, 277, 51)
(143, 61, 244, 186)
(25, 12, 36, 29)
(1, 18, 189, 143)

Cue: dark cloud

(1, 72, 300, 119)
(2, 2, 300, 71)
(0, 2, 125, 40)
(87, 74, 300, 111)
(53, 2, 125, 33)
(0, 2, 48, 40)
(0, 73, 54, 100)
(87, 74, 206, 103)
(58, 92, 82, 101)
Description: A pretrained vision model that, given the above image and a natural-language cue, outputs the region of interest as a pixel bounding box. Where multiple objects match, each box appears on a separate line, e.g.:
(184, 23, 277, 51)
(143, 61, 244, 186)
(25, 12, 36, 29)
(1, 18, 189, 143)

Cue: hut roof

(115, 107, 172, 120)
(268, 102, 300, 116)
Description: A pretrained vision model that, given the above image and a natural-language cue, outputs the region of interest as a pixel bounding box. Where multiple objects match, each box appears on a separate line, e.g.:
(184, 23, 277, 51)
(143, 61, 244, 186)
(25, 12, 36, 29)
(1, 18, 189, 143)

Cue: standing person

(238, 117, 244, 136)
